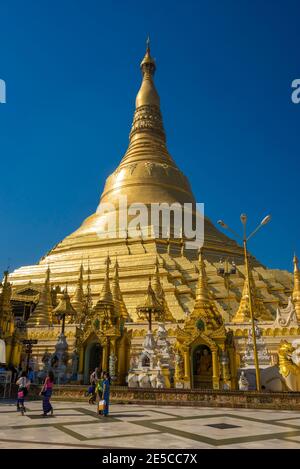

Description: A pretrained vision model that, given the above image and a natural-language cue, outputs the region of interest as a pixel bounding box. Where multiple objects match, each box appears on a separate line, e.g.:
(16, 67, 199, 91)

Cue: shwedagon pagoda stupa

(1, 40, 300, 390)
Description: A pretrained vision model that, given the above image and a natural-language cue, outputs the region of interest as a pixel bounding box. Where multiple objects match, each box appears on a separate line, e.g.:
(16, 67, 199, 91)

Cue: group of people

(16, 369, 54, 417)
(89, 367, 110, 416)
(13, 365, 110, 418)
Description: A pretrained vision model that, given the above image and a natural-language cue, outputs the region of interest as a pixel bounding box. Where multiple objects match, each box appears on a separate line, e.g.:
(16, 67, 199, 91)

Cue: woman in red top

(40, 370, 54, 416)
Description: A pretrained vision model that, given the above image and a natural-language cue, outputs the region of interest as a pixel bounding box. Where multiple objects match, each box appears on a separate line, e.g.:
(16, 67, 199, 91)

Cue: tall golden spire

(195, 250, 211, 303)
(152, 257, 174, 321)
(85, 259, 93, 314)
(0, 271, 13, 336)
(152, 256, 164, 300)
(0, 271, 12, 322)
(135, 37, 160, 110)
(97, 255, 113, 305)
(292, 253, 300, 321)
(111, 258, 129, 320)
(71, 263, 85, 315)
(232, 268, 273, 323)
(27, 267, 53, 326)
(188, 250, 223, 332)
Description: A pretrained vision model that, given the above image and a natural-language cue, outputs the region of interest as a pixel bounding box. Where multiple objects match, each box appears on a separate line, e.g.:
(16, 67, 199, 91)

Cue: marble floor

(1, 401, 300, 449)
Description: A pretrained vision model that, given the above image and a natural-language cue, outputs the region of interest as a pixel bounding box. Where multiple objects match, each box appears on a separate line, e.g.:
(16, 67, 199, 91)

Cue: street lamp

(217, 213, 271, 392)
(22, 339, 38, 373)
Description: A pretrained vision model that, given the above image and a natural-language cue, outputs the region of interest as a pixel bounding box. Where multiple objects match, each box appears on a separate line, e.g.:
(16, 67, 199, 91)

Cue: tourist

(16, 371, 30, 415)
(96, 371, 105, 414)
(89, 367, 99, 404)
(101, 372, 110, 417)
(40, 370, 54, 417)
(27, 367, 34, 383)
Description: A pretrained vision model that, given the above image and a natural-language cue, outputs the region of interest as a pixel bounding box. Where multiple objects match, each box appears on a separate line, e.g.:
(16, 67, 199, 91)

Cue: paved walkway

(1, 401, 300, 448)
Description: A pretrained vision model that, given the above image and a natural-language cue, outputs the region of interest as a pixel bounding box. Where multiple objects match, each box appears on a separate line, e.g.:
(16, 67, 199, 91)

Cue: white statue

(149, 373, 157, 388)
(138, 372, 151, 388)
(238, 371, 249, 391)
(127, 372, 139, 388)
(156, 370, 165, 389)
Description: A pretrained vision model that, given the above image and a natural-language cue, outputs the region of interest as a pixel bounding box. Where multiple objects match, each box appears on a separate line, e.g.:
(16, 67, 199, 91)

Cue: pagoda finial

(135, 37, 159, 111)
(232, 266, 273, 323)
(292, 253, 300, 322)
(152, 256, 163, 300)
(71, 263, 85, 315)
(195, 249, 210, 303)
(185, 250, 223, 332)
(27, 267, 53, 326)
(112, 258, 129, 320)
(294, 253, 299, 273)
(98, 255, 113, 304)
(0, 270, 12, 328)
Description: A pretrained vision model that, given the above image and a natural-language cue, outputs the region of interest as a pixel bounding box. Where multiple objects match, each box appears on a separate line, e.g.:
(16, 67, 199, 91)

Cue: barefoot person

(102, 372, 110, 417)
(16, 371, 30, 415)
(40, 370, 54, 416)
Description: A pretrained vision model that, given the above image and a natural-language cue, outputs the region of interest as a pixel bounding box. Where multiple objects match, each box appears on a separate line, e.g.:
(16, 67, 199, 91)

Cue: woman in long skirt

(40, 370, 54, 416)
(102, 372, 110, 416)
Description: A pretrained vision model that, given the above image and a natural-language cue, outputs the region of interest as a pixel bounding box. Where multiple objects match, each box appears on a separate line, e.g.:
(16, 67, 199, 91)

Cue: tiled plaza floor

(1, 400, 300, 448)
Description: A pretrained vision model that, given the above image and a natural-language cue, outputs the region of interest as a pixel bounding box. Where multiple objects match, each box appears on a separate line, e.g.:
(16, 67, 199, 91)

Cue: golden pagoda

(5, 40, 296, 387)
(232, 267, 273, 323)
(27, 267, 53, 326)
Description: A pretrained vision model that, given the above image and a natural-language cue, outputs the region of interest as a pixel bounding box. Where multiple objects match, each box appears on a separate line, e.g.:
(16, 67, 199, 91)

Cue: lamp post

(217, 214, 271, 392)
(22, 339, 38, 373)
(56, 311, 66, 336)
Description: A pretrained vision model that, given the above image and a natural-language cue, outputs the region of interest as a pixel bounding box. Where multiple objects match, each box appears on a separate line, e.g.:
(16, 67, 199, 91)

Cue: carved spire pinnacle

(71, 263, 85, 315)
(232, 265, 273, 323)
(0, 271, 12, 328)
(195, 249, 211, 303)
(27, 267, 53, 326)
(98, 255, 113, 304)
(111, 258, 129, 320)
(185, 249, 223, 333)
(152, 256, 164, 301)
(292, 253, 300, 322)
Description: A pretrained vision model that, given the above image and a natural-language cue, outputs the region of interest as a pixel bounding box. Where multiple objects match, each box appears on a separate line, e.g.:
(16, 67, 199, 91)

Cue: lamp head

(217, 220, 228, 229)
(260, 215, 271, 226)
(240, 213, 247, 225)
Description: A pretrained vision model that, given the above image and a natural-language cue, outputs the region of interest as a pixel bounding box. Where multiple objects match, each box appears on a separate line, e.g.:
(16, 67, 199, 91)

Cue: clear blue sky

(0, 0, 299, 273)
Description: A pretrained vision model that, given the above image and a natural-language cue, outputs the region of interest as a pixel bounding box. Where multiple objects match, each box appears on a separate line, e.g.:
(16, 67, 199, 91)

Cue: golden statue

(278, 340, 300, 391)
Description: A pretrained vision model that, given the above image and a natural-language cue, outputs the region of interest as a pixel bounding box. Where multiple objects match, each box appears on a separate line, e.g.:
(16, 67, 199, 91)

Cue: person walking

(89, 367, 99, 404)
(40, 370, 54, 417)
(96, 371, 105, 415)
(16, 371, 30, 415)
(101, 372, 110, 417)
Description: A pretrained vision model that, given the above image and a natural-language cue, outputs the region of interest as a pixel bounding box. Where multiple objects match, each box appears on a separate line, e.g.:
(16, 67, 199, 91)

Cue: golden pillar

(102, 339, 109, 371)
(117, 336, 127, 385)
(183, 347, 191, 388)
(78, 346, 84, 374)
(212, 349, 220, 390)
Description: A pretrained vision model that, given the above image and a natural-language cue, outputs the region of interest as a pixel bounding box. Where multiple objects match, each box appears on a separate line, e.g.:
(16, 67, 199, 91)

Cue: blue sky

(0, 0, 299, 272)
